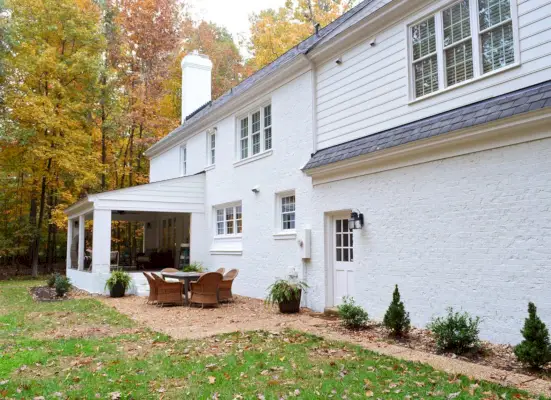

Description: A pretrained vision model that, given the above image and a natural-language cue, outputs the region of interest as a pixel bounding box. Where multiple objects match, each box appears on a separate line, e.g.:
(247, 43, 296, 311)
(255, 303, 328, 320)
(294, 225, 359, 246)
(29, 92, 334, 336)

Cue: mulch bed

(29, 286, 67, 302)
(329, 320, 551, 381)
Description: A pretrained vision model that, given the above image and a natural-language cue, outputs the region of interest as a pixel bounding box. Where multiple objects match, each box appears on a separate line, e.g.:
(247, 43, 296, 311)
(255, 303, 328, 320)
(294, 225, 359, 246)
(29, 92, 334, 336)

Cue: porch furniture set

(143, 267, 239, 307)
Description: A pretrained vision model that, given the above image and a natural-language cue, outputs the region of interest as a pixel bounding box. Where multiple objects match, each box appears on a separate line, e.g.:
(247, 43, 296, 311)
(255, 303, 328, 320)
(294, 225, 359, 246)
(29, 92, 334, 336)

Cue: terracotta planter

(278, 290, 302, 313)
(109, 282, 126, 298)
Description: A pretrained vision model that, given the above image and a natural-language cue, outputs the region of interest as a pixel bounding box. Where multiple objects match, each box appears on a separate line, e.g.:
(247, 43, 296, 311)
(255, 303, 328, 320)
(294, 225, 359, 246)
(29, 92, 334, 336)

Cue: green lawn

(0, 280, 546, 399)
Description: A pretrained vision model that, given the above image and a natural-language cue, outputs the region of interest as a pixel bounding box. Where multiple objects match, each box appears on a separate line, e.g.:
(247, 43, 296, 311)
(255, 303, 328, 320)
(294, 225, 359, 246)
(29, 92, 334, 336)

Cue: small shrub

(514, 302, 551, 369)
(383, 285, 411, 336)
(47, 273, 59, 288)
(265, 279, 308, 305)
(428, 308, 480, 354)
(183, 262, 205, 273)
(54, 275, 71, 297)
(337, 297, 368, 329)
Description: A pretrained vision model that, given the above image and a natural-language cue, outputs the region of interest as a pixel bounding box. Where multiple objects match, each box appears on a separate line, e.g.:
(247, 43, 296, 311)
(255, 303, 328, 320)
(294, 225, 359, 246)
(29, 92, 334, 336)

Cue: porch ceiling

(64, 173, 205, 218)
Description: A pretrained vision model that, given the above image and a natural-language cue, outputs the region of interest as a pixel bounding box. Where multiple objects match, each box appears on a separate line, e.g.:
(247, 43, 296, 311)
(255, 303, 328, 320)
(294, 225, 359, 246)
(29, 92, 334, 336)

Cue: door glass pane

(336, 249, 342, 262)
(343, 233, 349, 247)
(350, 249, 353, 261)
(343, 249, 349, 262)
(336, 234, 341, 247)
(336, 219, 341, 233)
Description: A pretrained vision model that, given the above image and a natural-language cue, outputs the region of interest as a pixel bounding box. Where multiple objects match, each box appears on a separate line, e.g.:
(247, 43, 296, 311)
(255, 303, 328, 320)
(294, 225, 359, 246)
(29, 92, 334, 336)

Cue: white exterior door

(333, 215, 355, 306)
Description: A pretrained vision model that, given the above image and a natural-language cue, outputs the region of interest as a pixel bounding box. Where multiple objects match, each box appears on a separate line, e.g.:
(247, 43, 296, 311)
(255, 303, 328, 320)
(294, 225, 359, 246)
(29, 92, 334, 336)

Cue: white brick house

(65, 0, 551, 343)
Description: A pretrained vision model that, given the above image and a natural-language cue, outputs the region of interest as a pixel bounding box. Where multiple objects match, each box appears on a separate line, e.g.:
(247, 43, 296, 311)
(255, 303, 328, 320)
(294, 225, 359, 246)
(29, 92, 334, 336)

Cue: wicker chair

(219, 269, 239, 302)
(152, 273, 184, 306)
(189, 272, 223, 307)
(143, 272, 158, 304)
(215, 267, 225, 275)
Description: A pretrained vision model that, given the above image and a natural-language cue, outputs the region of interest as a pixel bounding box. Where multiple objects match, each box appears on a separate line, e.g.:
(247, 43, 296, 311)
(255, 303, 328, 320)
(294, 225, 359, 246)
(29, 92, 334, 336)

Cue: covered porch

(64, 174, 206, 294)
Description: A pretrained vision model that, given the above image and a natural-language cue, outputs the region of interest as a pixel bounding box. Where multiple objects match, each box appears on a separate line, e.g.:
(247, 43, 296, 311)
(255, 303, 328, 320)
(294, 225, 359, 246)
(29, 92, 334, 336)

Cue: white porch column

(66, 218, 73, 269)
(78, 215, 85, 270)
(92, 209, 112, 274)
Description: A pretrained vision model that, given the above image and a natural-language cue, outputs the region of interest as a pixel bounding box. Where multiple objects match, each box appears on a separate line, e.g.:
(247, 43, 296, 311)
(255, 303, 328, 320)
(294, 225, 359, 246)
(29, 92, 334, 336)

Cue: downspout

(300, 53, 318, 309)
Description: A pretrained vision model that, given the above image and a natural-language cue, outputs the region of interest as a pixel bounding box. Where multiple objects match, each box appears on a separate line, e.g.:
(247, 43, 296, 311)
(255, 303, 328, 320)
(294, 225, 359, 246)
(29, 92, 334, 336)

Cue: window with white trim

(208, 128, 216, 166)
(281, 194, 296, 230)
(276, 191, 296, 232)
(180, 145, 187, 176)
(215, 204, 242, 236)
(409, 0, 516, 100)
(238, 103, 272, 160)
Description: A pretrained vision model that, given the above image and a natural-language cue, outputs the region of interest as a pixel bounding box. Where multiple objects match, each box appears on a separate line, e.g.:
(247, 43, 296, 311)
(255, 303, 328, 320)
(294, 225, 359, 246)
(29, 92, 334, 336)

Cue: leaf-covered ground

(0, 281, 547, 399)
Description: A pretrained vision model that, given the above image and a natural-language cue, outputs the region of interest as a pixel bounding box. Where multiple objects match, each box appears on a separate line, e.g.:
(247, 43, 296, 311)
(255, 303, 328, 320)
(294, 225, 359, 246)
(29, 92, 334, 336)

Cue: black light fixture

(146, 222, 152, 229)
(348, 210, 364, 230)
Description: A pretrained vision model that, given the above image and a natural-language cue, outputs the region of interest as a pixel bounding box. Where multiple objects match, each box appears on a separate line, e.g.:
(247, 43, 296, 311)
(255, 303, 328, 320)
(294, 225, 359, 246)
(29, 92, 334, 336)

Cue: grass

(0, 280, 547, 400)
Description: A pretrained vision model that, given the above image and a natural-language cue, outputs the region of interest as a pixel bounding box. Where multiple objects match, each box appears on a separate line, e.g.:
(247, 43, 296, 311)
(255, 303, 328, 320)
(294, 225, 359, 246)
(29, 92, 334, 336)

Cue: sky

(187, 0, 286, 56)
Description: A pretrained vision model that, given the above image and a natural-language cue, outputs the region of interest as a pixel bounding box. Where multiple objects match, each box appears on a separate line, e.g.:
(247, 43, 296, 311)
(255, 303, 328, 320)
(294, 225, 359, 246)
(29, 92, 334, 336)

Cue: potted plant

(266, 279, 308, 313)
(105, 270, 132, 298)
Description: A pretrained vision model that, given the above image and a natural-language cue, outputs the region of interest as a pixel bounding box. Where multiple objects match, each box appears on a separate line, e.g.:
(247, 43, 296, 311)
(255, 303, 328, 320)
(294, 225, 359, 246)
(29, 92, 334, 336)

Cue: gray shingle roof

(303, 79, 551, 171)
(148, 0, 380, 153)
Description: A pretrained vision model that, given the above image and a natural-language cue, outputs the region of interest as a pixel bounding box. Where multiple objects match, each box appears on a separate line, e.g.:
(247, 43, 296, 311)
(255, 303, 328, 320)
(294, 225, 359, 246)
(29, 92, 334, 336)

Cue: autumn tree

(248, 0, 354, 70)
(1, 0, 104, 275)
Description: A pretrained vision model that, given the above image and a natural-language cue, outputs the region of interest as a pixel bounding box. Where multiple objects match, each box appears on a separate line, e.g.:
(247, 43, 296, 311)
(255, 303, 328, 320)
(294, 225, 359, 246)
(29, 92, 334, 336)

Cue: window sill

(408, 62, 520, 105)
(204, 164, 215, 172)
(233, 149, 273, 168)
(273, 231, 297, 240)
(210, 249, 243, 255)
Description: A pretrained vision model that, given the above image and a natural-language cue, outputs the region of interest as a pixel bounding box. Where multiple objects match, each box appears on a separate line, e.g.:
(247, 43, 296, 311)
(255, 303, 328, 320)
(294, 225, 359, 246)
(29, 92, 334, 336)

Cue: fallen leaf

(208, 376, 216, 384)
(365, 391, 374, 397)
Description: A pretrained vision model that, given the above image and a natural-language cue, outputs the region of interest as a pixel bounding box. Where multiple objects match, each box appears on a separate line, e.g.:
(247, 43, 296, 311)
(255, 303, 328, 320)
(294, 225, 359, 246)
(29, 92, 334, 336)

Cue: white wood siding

(316, 0, 551, 149)
(91, 174, 205, 213)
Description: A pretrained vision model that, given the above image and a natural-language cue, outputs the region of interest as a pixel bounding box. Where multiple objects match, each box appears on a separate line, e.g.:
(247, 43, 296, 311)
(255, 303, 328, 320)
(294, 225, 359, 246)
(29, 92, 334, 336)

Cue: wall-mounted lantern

(146, 222, 152, 229)
(348, 210, 364, 230)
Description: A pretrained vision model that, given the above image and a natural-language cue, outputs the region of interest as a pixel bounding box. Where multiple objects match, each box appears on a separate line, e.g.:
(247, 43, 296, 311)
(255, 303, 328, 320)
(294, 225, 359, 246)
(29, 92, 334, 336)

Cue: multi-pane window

(479, 0, 514, 73)
(208, 128, 216, 165)
(264, 105, 272, 150)
(215, 204, 242, 236)
(335, 219, 353, 262)
(180, 145, 187, 176)
(409, 0, 516, 99)
(240, 118, 248, 159)
(443, 0, 474, 86)
(238, 104, 272, 160)
(412, 17, 439, 98)
(281, 195, 296, 231)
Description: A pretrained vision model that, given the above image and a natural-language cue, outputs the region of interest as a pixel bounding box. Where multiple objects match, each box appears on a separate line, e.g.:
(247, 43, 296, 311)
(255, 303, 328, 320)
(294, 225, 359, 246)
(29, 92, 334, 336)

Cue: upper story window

(215, 203, 242, 236)
(409, 0, 517, 100)
(208, 128, 216, 166)
(238, 103, 272, 160)
(180, 145, 187, 176)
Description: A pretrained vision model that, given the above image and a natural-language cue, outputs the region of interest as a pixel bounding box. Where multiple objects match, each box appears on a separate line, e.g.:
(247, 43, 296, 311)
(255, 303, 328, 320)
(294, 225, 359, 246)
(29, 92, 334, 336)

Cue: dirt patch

(100, 295, 335, 340)
(29, 286, 66, 302)
(35, 325, 144, 340)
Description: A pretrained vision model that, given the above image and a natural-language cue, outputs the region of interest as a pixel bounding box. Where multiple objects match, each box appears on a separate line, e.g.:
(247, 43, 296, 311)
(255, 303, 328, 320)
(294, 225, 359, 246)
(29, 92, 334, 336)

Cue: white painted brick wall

(309, 137, 551, 344)
(194, 71, 315, 301)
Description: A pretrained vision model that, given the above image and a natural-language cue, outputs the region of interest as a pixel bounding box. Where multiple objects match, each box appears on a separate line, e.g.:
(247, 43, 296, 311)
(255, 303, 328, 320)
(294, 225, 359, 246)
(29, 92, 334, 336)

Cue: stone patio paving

(100, 295, 551, 398)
